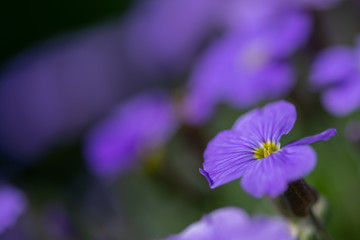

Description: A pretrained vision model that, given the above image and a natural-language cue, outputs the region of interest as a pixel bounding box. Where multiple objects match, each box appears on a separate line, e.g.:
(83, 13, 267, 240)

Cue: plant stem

(308, 208, 332, 240)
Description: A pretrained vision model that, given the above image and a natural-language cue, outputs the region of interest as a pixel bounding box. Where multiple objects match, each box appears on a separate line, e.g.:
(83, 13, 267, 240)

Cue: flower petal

(0, 185, 27, 234)
(320, 76, 360, 116)
(241, 145, 316, 198)
(232, 100, 296, 144)
(166, 207, 249, 240)
(264, 11, 312, 58)
(85, 90, 177, 177)
(310, 46, 356, 88)
(244, 217, 294, 240)
(183, 35, 239, 125)
(225, 62, 295, 109)
(256, 63, 295, 99)
(286, 128, 337, 147)
(165, 207, 294, 240)
(200, 130, 258, 189)
(124, 0, 220, 75)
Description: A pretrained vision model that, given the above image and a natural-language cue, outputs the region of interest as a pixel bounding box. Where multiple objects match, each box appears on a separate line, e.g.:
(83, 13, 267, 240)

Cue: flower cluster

(0, 0, 352, 239)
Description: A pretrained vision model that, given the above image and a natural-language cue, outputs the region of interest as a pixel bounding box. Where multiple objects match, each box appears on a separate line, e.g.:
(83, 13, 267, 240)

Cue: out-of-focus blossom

(183, 12, 311, 125)
(0, 185, 27, 235)
(122, 0, 221, 77)
(164, 207, 294, 240)
(0, 23, 131, 160)
(218, 0, 337, 35)
(200, 101, 336, 197)
(84, 90, 178, 177)
(218, 0, 290, 32)
(311, 36, 360, 116)
(0, 0, 221, 160)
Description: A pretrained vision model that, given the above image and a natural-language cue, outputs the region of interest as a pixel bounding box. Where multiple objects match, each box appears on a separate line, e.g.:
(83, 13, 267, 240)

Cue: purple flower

(182, 11, 311, 125)
(218, 0, 287, 32)
(218, 0, 335, 38)
(0, 185, 27, 234)
(122, 0, 220, 76)
(84, 90, 177, 177)
(200, 101, 336, 197)
(0, 0, 217, 160)
(0, 22, 133, 159)
(311, 37, 360, 116)
(164, 207, 294, 240)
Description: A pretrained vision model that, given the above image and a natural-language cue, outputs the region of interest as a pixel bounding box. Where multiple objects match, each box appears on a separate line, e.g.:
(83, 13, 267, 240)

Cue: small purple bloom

(164, 207, 294, 240)
(0, 185, 27, 234)
(84, 90, 177, 177)
(200, 101, 336, 197)
(311, 37, 360, 116)
(183, 11, 311, 125)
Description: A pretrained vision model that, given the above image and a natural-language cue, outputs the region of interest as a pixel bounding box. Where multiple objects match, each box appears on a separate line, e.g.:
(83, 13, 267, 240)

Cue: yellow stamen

(254, 141, 280, 160)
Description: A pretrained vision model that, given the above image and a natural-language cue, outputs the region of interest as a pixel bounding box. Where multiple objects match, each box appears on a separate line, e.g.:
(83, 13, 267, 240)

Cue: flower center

(254, 141, 280, 160)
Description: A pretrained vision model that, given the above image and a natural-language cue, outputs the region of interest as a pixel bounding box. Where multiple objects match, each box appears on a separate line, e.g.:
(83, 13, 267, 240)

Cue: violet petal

(286, 128, 337, 147)
(201, 130, 258, 189)
(321, 76, 360, 116)
(241, 145, 316, 198)
(232, 100, 296, 144)
(310, 46, 356, 88)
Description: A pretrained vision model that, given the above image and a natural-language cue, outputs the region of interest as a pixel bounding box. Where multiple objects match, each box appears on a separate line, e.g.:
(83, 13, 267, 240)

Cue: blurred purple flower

(218, 0, 297, 32)
(0, 22, 133, 160)
(122, 0, 220, 76)
(218, 0, 278, 31)
(311, 37, 360, 116)
(200, 101, 336, 197)
(164, 207, 294, 240)
(218, 0, 337, 35)
(84, 90, 178, 177)
(0, 0, 220, 160)
(182, 11, 311, 125)
(0, 185, 27, 235)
